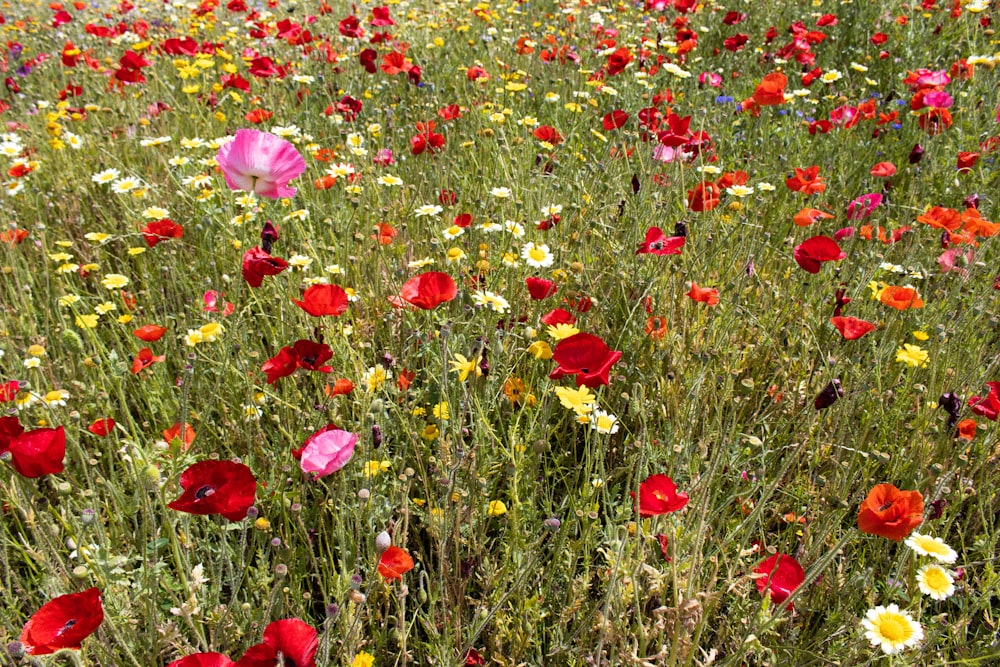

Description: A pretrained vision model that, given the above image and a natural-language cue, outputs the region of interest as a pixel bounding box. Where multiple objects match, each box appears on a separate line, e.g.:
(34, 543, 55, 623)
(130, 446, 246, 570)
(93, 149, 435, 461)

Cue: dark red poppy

(236, 619, 318, 667)
(968, 382, 1000, 421)
(20, 587, 103, 655)
(526, 276, 558, 300)
(133, 324, 167, 341)
(87, 418, 116, 436)
(631, 473, 689, 517)
(378, 545, 415, 581)
(793, 236, 845, 273)
(261, 340, 334, 384)
(292, 284, 349, 317)
(168, 653, 235, 667)
(338, 15, 364, 38)
(132, 347, 165, 374)
(5, 426, 65, 478)
(242, 247, 288, 288)
(549, 332, 623, 388)
(814, 379, 843, 410)
(167, 460, 257, 521)
(540, 308, 576, 327)
(754, 554, 805, 608)
(358, 48, 377, 73)
(636, 227, 686, 255)
(830, 316, 875, 340)
(602, 110, 629, 130)
(141, 218, 184, 247)
(857, 484, 923, 541)
(398, 272, 457, 310)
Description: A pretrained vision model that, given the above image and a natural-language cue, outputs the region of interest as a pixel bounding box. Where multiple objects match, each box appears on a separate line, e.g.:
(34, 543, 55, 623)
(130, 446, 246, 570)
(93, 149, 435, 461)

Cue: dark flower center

(877, 501, 894, 512)
(195, 485, 216, 499)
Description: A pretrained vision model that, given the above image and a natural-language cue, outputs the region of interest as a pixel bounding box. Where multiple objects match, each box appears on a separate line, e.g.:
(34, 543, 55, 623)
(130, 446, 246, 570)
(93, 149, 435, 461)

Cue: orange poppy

(162, 422, 196, 449)
(793, 208, 834, 227)
(916, 206, 962, 231)
(377, 545, 414, 580)
(879, 286, 924, 310)
(751, 71, 787, 106)
(373, 223, 396, 245)
(857, 484, 923, 541)
(687, 282, 720, 306)
(324, 378, 355, 398)
(645, 316, 667, 339)
(956, 419, 976, 440)
(960, 208, 1000, 237)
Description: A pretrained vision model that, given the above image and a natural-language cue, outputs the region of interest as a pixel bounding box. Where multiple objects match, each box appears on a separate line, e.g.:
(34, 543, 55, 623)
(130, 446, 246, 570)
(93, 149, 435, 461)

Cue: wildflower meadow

(1, 0, 999, 664)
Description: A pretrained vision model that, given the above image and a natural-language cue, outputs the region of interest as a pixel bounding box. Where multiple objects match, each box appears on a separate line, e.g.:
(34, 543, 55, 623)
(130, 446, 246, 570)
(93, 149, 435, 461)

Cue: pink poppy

(299, 426, 358, 478)
(216, 129, 306, 199)
(636, 227, 686, 255)
(845, 193, 883, 220)
(793, 236, 846, 274)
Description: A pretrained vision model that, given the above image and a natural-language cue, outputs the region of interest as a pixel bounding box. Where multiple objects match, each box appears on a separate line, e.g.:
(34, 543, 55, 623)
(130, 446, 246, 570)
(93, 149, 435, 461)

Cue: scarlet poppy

(857, 484, 924, 541)
(540, 308, 576, 326)
(377, 545, 415, 580)
(133, 324, 167, 342)
(792, 208, 833, 227)
(132, 347, 166, 374)
(261, 340, 334, 384)
(751, 71, 787, 106)
(324, 378, 355, 398)
(533, 125, 563, 145)
(163, 422, 196, 448)
(879, 286, 924, 310)
(960, 208, 1000, 238)
(0, 380, 20, 402)
(292, 284, 349, 317)
(525, 276, 558, 300)
(635, 227, 686, 255)
(686, 181, 721, 212)
(398, 272, 457, 310)
(754, 554, 805, 608)
(956, 419, 976, 440)
(793, 236, 846, 274)
(141, 218, 184, 247)
(631, 473, 689, 517)
(785, 166, 827, 195)
(968, 382, 1000, 421)
(602, 110, 629, 130)
(686, 282, 720, 306)
(87, 418, 115, 436)
(244, 109, 273, 124)
(549, 333, 623, 388)
(870, 161, 897, 178)
(4, 426, 65, 478)
(956, 151, 980, 172)
(236, 619, 318, 667)
(242, 247, 288, 288)
(168, 460, 257, 521)
(830, 316, 876, 340)
(20, 587, 103, 655)
(168, 654, 235, 667)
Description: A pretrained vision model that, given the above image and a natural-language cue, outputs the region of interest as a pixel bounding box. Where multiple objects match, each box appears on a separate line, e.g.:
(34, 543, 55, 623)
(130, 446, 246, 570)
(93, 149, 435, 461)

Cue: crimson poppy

(261, 340, 334, 384)
(793, 236, 846, 274)
(133, 324, 167, 342)
(549, 333, 622, 388)
(602, 110, 629, 130)
(237, 619, 318, 667)
(0, 415, 24, 452)
(168, 460, 257, 521)
(686, 282, 719, 306)
(635, 227, 686, 255)
(1, 379, 21, 402)
(631, 473, 689, 517)
(398, 272, 457, 310)
(378, 545, 415, 580)
(785, 166, 827, 194)
(141, 218, 184, 247)
(540, 308, 576, 326)
(20, 587, 103, 655)
(87, 418, 115, 436)
(132, 347, 165, 374)
(292, 284, 349, 317)
(168, 654, 235, 667)
(968, 382, 1000, 421)
(857, 484, 923, 541)
(242, 247, 288, 288)
(5, 426, 65, 478)
(754, 554, 805, 608)
(830, 316, 876, 340)
(526, 276, 558, 300)
(814, 379, 843, 410)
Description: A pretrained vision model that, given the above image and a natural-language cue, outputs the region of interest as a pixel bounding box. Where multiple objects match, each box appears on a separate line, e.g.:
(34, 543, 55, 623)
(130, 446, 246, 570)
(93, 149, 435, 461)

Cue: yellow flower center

(879, 615, 910, 642)
(923, 568, 949, 591)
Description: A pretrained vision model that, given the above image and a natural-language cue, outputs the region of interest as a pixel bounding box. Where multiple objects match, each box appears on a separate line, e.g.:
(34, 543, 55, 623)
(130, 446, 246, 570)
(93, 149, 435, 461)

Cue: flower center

(879, 616, 909, 642)
(924, 569, 948, 590)
(195, 485, 216, 499)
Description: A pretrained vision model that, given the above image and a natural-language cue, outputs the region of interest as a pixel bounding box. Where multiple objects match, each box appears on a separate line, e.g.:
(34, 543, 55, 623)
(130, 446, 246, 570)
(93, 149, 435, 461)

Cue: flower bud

(376, 531, 392, 553)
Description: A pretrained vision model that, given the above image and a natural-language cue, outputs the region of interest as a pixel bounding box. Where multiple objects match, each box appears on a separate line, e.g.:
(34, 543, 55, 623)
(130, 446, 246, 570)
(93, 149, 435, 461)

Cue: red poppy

(792, 208, 833, 227)
(857, 484, 923, 541)
(292, 284, 349, 317)
(635, 227, 686, 255)
(0, 380, 20, 402)
(133, 324, 167, 341)
(5, 426, 66, 478)
(261, 340, 334, 384)
(236, 619, 318, 667)
(549, 333, 623, 388)
(411, 124, 445, 155)
(631, 473, 689, 517)
(540, 308, 576, 326)
(242, 247, 288, 288)
(168, 654, 235, 667)
(87, 418, 115, 436)
(686, 282, 720, 306)
(453, 213, 473, 228)
(20, 587, 103, 655)
(141, 218, 184, 247)
(754, 554, 805, 608)
(377, 545, 415, 580)
(168, 460, 257, 521)
(785, 166, 826, 194)
(398, 272, 457, 310)
(686, 181, 721, 212)
(968, 382, 1000, 421)
(870, 161, 897, 177)
(163, 422, 196, 448)
(244, 108, 273, 124)
(525, 276, 558, 300)
(0, 415, 24, 453)
(918, 108, 952, 134)
(752, 71, 787, 106)
(132, 347, 166, 374)
(0, 228, 29, 244)
(602, 110, 629, 130)
(830, 316, 876, 340)
(793, 236, 845, 274)
(533, 125, 563, 145)
(956, 151, 980, 172)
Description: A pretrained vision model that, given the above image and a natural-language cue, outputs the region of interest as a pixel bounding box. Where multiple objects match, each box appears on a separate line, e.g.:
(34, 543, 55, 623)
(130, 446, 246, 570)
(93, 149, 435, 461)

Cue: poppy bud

(375, 530, 392, 553)
(908, 143, 924, 164)
(371, 423, 382, 448)
(673, 221, 687, 237)
(963, 193, 980, 209)
(260, 220, 279, 253)
(479, 349, 490, 376)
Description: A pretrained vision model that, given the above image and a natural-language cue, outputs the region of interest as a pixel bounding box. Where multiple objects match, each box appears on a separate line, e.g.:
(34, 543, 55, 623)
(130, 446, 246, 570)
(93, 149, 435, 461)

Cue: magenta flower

(216, 129, 306, 199)
(846, 193, 883, 220)
(299, 426, 358, 478)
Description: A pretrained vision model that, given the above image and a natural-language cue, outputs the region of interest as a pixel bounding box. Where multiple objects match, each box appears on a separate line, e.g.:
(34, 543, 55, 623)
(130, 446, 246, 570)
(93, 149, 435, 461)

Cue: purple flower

(216, 129, 306, 199)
